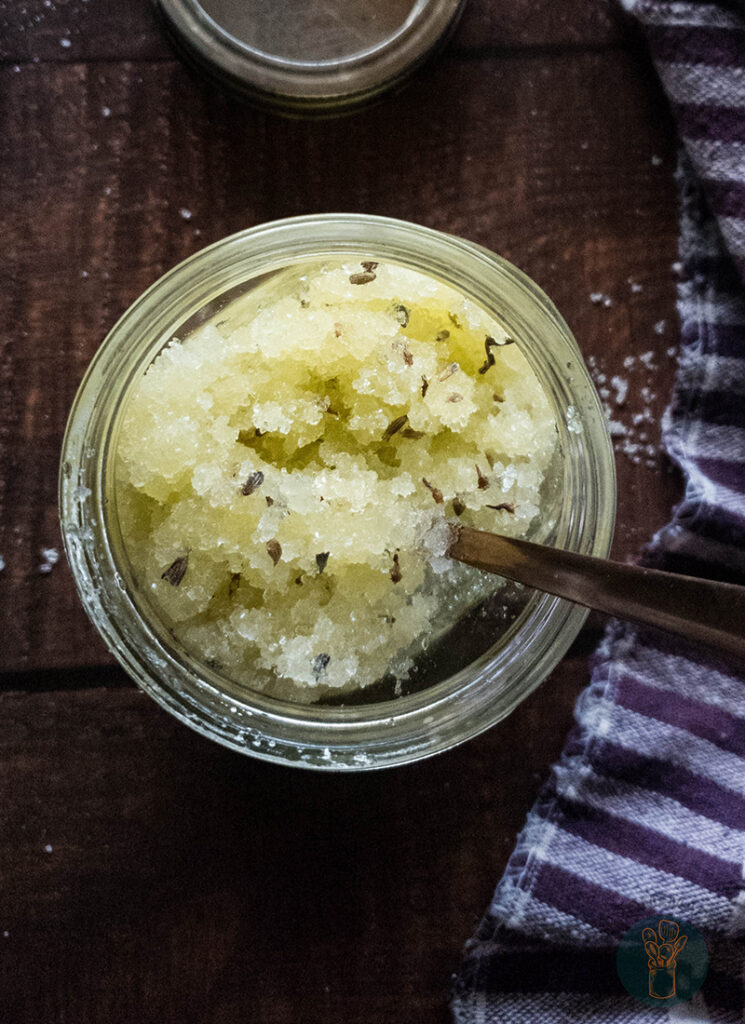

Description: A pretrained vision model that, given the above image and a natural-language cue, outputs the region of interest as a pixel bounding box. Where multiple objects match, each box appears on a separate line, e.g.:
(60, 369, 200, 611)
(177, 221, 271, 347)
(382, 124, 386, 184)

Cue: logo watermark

(617, 916, 708, 1006)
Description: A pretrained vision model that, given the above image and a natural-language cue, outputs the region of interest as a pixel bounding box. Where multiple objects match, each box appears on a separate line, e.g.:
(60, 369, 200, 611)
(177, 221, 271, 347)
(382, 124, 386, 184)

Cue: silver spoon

(447, 524, 745, 662)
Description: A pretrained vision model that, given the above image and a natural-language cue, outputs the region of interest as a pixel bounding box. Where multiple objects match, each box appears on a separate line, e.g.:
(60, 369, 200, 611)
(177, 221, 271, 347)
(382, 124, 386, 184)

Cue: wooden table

(1, 2, 684, 1021)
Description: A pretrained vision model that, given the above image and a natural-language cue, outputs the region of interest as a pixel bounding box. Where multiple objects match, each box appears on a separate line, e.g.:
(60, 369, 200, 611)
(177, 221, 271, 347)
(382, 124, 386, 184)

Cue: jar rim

(59, 214, 616, 770)
(157, 0, 467, 113)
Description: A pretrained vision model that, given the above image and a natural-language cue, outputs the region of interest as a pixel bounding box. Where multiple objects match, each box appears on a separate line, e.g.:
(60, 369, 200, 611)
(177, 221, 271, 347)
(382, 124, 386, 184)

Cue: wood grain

(0, 0, 626, 64)
(0, 47, 681, 673)
(0, 656, 588, 1024)
(0, 5, 692, 1023)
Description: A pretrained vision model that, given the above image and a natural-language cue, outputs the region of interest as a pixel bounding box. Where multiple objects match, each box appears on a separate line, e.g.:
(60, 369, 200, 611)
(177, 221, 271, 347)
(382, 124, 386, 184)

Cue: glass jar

(157, 0, 467, 116)
(59, 214, 615, 770)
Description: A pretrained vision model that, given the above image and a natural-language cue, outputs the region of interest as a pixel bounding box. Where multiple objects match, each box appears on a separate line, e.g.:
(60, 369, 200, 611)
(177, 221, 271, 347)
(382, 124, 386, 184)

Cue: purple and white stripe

(453, 2, 745, 1021)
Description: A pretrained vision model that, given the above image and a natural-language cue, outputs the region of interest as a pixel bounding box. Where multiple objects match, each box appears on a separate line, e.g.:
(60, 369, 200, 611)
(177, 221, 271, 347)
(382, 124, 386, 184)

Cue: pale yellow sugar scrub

(115, 260, 558, 703)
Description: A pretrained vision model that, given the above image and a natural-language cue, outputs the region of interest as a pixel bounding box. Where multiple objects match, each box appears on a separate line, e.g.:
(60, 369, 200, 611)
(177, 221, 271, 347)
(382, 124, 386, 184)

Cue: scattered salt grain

(653, 320, 667, 335)
(0, 555, 4, 572)
(666, 346, 677, 357)
(651, 154, 663, 166)
(44, 844, 53, 854)
(13, 65, 21, 73)
(59, 37, 71, 48)
(623, 355, 635, 370)
(590, 292, 604, 304)
(179, 208, 192, 221)
(630, 281, 643, 294)
(39, 547, 59, 575)
(603, 296, 612, 308)
(610, 375, 628, 405)
(608, 420, 628, 437)
(80, 270, 89, 279)
(101, 106, 111, 117)
(2, 932, 8, 939)
(639, 350, 656, 368)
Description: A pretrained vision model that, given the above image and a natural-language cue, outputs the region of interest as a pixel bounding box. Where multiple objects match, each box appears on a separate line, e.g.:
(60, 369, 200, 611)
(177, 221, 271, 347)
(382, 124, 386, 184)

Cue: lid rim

(157, 0, 466, 106)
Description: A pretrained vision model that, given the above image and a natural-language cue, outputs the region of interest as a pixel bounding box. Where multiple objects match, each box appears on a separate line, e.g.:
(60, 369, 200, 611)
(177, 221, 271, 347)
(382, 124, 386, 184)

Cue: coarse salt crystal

(610, 376, 628, 405)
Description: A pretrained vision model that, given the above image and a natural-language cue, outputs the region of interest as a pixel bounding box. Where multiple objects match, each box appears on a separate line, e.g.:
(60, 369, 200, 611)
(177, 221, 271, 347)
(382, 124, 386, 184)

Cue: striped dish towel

(452, 2, 745, 1021)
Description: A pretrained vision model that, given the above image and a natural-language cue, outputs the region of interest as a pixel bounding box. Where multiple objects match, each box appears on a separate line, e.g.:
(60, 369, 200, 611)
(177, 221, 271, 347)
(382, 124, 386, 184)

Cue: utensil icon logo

(616, 916, 708, 1007)
(641, 918, 687, 999)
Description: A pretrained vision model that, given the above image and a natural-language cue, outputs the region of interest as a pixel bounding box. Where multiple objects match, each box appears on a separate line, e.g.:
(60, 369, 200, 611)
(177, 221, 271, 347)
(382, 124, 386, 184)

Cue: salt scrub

(116, 262, 558, 702)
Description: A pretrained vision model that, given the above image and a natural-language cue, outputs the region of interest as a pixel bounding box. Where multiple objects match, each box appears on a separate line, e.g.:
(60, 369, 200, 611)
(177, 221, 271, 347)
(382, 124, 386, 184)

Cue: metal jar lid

(157, 0, 467, 116)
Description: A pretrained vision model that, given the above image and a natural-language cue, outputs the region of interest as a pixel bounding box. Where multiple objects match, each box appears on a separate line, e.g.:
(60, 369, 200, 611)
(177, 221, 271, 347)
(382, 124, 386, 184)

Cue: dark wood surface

(1, 2, 683, 1021)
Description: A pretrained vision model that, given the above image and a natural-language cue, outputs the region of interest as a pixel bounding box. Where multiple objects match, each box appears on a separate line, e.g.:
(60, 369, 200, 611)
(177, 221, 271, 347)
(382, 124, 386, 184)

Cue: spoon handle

(448, 525, 745, 663)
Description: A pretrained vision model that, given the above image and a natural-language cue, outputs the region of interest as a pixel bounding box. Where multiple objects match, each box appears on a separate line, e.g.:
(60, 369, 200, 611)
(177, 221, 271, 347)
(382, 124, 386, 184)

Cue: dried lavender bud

(383, 414, 408, 440)
(435, 329, 450, 342)
(487, 502, 516, 513)
(401, 428, 425, 439)
(476, 464, 490, 489)
(241, 470, 264, 496)
(334, 323, 343, 338)
(315, 551, 330, 574)
(350, 270, 376, 285)
(390, 553, 402, 584)
(421, 376, 429, 397)
(312, 653, 331, 680)
(403, 346, 413, 367)
(393, 304, 410, 328)
(266, 539, 282, 565)
(478, 335, 499, 374)
(228, 572, 241, 599)
(361, 261, 378, 272)
(422, 478, 444, 504)
(439, 362, 459, 382)
(446, 393, 463, 403)
(448, 312, 463, 329)
(161, 554, 189, 587)
(300, 298, 310, 309)
(452, 497, 466, 516)
(485, 451, 496, 469)
(265, 496, 274, 506)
